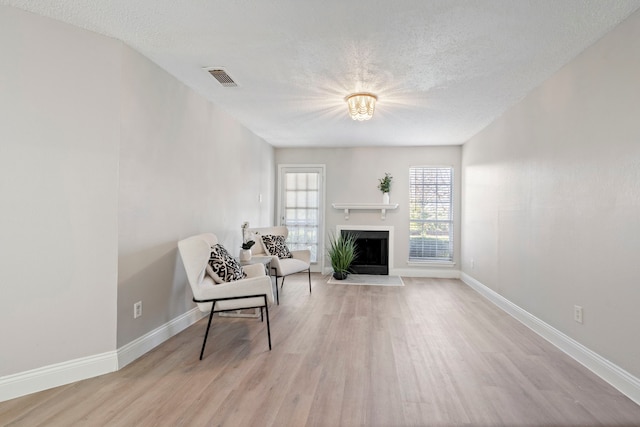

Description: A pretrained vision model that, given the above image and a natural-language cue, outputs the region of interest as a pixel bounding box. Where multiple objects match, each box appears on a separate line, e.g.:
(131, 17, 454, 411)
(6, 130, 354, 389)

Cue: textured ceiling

(4, 0, 640, 147)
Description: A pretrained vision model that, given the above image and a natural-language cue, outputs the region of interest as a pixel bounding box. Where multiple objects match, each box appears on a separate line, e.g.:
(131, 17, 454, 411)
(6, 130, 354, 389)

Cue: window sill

(407, 260, 456, 268)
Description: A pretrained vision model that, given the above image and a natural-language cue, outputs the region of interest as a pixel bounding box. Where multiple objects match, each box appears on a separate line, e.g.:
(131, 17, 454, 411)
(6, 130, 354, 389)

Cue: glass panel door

(278, 166, 324, 264)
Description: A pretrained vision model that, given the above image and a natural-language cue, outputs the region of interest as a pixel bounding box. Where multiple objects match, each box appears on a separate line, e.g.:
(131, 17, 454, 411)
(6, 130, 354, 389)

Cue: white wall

(0, 5, 275, 391)
(275, 146, 461, 276)
(117, 46, 274, 346)
(461, 10, 640, 378)
(0, 6, 119, 376)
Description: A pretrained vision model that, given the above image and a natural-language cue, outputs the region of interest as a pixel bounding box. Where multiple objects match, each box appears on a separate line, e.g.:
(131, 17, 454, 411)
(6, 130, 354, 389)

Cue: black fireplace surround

(341, 230, 389, 275)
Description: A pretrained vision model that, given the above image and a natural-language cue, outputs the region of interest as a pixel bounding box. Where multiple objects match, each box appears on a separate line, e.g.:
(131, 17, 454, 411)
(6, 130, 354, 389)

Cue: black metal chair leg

(193, 294, 271, 359)
(281, 275, 285, 289)
(200, 302, 217, 360)
(264, 295, 271, 350)
(308, 269, 311, 294)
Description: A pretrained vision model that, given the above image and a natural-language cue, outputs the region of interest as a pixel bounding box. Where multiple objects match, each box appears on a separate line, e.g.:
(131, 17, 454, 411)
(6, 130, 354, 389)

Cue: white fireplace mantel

(332, 203, 399, 220)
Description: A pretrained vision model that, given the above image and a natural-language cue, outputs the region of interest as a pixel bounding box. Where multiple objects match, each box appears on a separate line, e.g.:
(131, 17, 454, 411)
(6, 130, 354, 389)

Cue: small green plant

(378, 172, 392, 193)
(327, 233, 358, 278)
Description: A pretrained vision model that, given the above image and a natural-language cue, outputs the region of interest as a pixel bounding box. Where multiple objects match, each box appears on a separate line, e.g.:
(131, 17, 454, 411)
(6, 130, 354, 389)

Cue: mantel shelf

(332, 203, 399, 220)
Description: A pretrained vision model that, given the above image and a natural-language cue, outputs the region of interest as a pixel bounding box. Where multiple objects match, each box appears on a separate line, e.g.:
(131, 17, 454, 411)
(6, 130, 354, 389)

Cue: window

(279, 166, 324, 263)
(409, 166, 453, 261)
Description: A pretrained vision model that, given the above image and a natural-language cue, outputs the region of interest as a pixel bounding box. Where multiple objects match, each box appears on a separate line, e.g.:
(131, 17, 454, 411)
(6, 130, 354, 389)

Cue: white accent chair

(248, 226, 311, 304)
(178, 233, 275, 360)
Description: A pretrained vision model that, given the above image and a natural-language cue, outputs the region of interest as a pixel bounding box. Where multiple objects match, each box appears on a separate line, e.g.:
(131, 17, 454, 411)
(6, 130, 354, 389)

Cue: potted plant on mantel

(327, 233, 358, 280)
(378, 172, 392, 204)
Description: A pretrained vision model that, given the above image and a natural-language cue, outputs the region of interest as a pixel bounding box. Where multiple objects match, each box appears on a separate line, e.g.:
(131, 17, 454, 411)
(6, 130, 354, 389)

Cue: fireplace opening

(341, 230, 389, 275)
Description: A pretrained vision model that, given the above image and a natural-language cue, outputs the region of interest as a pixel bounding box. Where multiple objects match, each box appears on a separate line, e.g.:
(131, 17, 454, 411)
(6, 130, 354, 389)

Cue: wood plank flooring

(2, 275, 640, 426)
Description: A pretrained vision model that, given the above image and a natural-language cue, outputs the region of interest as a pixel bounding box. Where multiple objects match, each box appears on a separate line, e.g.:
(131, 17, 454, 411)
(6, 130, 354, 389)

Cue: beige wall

(0, 6, 119, 376)
(117, 46, 274, 346)
(276, 146, 461, 276)
(461, 10, 640, 377)
(0, 5, 275, 379)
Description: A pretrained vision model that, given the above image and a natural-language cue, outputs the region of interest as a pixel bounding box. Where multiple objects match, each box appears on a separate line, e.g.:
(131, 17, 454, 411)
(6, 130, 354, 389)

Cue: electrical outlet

(470, 259, 475, 269)
(574, 305, 583, 324)
(134, 301, 142, 319)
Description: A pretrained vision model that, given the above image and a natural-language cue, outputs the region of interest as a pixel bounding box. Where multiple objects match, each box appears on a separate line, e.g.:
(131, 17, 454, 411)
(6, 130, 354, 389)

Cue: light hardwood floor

(2, 275, 640, 426)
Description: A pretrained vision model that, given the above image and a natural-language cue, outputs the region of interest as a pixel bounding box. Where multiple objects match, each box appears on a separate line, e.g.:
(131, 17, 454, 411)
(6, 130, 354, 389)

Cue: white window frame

(408, 166, 454, 263)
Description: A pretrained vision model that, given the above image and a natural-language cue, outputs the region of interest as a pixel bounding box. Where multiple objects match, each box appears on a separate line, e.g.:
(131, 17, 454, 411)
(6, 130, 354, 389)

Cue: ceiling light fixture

(345, 92, 377, 121)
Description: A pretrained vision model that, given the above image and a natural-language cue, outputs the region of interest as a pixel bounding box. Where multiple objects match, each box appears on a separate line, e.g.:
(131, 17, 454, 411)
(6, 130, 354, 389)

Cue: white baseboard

(391, 268, 460, 279)
(117, 307, 206, 368)
(0, 351, 118, 402)
(0, 307, 206, 403)
(460, 272, 640, 406)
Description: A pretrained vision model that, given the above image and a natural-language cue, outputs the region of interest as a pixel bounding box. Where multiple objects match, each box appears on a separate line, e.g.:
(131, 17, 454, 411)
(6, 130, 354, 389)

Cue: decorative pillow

(207, 244, 246, 283)
(261, 234, 293, 259)
(205, 264, 223, 284)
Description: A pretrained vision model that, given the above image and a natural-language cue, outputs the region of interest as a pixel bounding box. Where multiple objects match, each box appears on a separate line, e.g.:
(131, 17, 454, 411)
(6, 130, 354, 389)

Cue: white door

(278, 165, 325, 268)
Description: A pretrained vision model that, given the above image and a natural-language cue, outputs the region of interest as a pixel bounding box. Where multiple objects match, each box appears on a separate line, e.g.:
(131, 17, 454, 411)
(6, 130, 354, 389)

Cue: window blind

(409, 167, 453, 261)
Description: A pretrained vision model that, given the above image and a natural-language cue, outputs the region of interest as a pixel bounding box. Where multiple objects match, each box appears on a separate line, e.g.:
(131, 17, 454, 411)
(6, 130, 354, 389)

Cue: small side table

(241, 255, 273, 275)
(220, 256, 274, 318)
(242, 256, 278, 305)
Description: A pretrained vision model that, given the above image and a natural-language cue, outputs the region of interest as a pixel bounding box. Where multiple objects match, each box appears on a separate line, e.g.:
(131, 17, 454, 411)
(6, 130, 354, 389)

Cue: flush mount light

(345, 92, 377, 121)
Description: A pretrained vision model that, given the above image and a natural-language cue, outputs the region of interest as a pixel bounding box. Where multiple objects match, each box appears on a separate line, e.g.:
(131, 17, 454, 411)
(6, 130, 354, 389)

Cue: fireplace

(341, 229, 389, 275)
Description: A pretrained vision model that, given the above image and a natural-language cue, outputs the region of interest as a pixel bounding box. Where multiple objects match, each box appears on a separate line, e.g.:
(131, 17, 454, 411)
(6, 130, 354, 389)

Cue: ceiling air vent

(207, 68, 237, 87)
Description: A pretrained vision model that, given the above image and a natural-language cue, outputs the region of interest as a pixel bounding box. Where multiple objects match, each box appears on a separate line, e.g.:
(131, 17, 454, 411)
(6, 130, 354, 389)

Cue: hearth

(341, 229, 389, 275)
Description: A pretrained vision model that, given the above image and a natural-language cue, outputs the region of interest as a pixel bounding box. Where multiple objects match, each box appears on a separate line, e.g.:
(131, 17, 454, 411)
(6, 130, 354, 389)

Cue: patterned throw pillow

(261, 234, 293, 259)
(207, 244, 246, 282)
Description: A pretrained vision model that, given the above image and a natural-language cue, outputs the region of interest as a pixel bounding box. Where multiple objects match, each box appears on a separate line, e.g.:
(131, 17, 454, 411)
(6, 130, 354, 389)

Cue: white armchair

(248, 226, 311, 304)
(178, 233, 275, 359)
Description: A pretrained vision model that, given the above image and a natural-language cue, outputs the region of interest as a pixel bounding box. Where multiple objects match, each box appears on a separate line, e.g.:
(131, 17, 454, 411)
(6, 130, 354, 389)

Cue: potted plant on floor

(327, 233, 358, 280)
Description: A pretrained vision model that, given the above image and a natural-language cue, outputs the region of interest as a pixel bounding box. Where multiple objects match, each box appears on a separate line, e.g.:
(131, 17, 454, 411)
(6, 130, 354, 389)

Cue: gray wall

(461, 10, 640, 377)
(117, 45, 275, 346)
(276, 146, 461, 276)
(0, 6, 119, 376)
(0, 5, 275, 376)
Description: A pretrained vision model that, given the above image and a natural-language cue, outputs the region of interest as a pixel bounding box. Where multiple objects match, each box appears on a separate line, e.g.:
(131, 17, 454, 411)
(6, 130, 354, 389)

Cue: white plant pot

(382, 192, 390, 205)
(239, 249, 251, 261)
